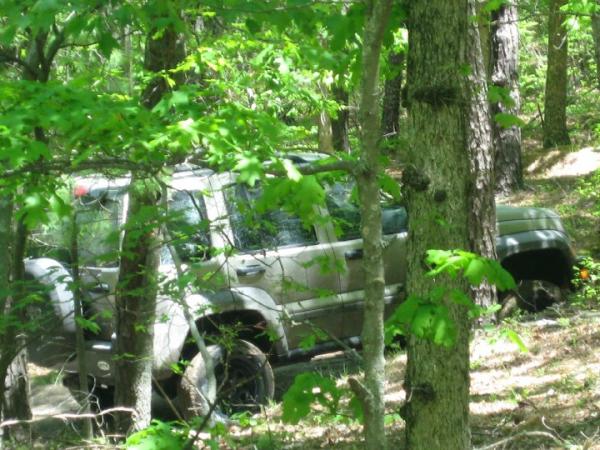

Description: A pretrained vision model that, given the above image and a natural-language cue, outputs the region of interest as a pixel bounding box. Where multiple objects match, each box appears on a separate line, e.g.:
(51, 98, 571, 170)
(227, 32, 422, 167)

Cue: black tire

(64, 374, 114, 411)
(500, 279, 562, 317)
(515, 279, 562, 311)
(177, 340, 274, 420)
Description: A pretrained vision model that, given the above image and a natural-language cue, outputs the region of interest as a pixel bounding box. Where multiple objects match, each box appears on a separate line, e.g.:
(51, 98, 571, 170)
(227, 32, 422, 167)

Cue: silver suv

(25, 163, 576, 417)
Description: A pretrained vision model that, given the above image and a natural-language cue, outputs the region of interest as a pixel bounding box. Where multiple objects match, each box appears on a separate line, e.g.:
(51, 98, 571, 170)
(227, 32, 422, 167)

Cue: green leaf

(502, 328, 528, 353)
(494, 112, 525, 129)
(98, 32, 119, 58)
(379, 173, 402, 201)
(482, 0, 509, 13)
(75, 316, 100, 335)
(234, 155, 264, 186)
(488, 85, 515, 108)
(282, 373, 341, 424)
(282, 158, 302, 182)
(245, 18, 261, 34)
(431, 307, 456, 347)
(464, 258, 486, 285)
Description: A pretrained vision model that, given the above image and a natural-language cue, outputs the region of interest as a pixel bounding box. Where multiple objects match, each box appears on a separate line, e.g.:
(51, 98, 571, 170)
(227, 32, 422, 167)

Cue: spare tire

(177, 340, 274, 420)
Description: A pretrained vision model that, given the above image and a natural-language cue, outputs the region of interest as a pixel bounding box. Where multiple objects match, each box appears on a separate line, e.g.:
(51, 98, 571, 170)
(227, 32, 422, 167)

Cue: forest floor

(24, 143, 600, 449)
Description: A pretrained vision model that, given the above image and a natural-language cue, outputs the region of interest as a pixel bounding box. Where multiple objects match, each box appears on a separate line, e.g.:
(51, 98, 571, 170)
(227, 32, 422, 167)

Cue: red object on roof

(73, 185, 89, 197)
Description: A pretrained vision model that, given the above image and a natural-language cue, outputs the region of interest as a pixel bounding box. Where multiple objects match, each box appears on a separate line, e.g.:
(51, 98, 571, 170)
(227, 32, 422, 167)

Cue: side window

(325, 182, 408, 240)
(382, 205, 408, 235)
(166, 190, 211, 262)
(76, 193, 122, 267)
(225, 184, 317, 252)
(325, 183, 361, 240)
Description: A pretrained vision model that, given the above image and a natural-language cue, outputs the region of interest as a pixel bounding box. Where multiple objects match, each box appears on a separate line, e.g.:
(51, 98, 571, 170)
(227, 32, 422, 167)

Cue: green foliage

(577, 169, 600, 217)
(282, 372, 360, 424)
(125, 420, 188, 450)
(572, 257, 600, 306)
(493, 113, 526, 129)
(385, 250, 516, 347)
(425, 249, 516, 291)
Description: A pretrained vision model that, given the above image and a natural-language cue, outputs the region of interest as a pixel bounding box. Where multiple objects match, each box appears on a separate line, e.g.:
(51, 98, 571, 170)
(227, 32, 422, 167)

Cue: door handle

(344, 249, 363, 260)
(236, 265, 266, 276)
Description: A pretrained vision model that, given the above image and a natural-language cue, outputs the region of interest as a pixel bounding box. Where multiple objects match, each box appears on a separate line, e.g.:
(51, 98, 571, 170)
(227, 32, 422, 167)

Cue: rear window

(224, 184, 317, 252)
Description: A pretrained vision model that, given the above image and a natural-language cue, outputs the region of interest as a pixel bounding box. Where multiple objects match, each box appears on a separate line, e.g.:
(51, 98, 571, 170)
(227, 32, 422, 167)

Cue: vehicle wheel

(64, 374, 114, 411)
(499, 280, 562, 317)
(177, 340, 274, 420)
(516, 279, 562, 311)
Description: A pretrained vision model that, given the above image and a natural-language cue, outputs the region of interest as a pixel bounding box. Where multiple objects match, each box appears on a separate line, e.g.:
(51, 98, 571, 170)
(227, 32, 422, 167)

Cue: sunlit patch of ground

(226, 309, 600, 450)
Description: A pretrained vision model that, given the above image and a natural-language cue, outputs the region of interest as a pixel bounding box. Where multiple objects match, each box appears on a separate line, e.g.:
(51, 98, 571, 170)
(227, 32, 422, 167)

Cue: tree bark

(469, 2, 498, 311)
(381, 51, 404, 138)
(70, 208, 93, 439)
(114, 15, 185, 434)
(543, 0, 570, 148)
(350, 1, 392, 449)
(114, 181, 161, 434)
(0, 216, 32, 444)
(592, 2, 600, 89)
(491, 2, 523, 195)
(403, 0, 494, 448)
(331, 84, 351, 152)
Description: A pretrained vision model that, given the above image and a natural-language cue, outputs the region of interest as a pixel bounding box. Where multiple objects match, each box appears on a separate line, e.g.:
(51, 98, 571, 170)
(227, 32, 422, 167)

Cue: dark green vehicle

(24, 166, 576, 417)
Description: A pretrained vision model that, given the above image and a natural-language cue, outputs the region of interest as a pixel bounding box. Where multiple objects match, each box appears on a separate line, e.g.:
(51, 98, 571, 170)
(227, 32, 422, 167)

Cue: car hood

(496, 204, 567, 236)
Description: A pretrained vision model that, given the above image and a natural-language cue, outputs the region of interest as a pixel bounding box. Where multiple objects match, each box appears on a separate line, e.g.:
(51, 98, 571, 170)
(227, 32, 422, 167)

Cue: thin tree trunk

(592, 2, 600, 89)
(468, 1, 497, 310)
(403, 0, 493, 447)
(491, 2, 523, 194)
(114, 180, 161, 434)
(349, 1, 392, 449)
(543, 0, 570, 148)
(2, 219, 32, 444)
(381, 51, 404, 138)
(114, 13, 185, 434)
(331, 84, 351, 152)
(70, 208, 93, 439)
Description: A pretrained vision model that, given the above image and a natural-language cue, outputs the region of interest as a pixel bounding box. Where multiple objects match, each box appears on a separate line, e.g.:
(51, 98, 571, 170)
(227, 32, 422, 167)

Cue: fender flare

(153, 287, 288, 379)
(24, 258, 75, 334)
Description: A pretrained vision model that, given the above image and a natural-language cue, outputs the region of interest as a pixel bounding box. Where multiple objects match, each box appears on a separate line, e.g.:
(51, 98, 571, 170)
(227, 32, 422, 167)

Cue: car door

(324, 183, 408, 339)
(215, 178, 344, 350)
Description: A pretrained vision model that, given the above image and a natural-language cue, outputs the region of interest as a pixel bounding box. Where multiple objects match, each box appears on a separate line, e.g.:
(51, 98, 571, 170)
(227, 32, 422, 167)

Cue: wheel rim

(214, 354, 263, 414)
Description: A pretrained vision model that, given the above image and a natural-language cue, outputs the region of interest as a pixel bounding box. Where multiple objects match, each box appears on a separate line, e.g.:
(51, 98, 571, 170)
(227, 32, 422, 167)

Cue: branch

(264, 159, 355, 177)
(0, 49, 38, 78)
(0, 158, 161, 180)
(475, 430, 565, 450)
(0, 406, 136, 429)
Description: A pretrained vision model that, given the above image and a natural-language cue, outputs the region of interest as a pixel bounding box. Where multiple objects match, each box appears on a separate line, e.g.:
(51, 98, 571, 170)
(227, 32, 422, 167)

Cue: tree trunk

(381, 51, 404, 139)
(1, 217, 32, 444)
(543, 0, 570, 148)
(331, 84, 351, 152)
(592, 2, 600, 89)
(114, 16, 185, 434)
(114, 181, 161, 434)
(70, 208, 93, 439)
(349, 1, 392, 449)
(469, 1, 498, 311)
(491, 2, 523, 195)
(403, 1, 494, 447)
